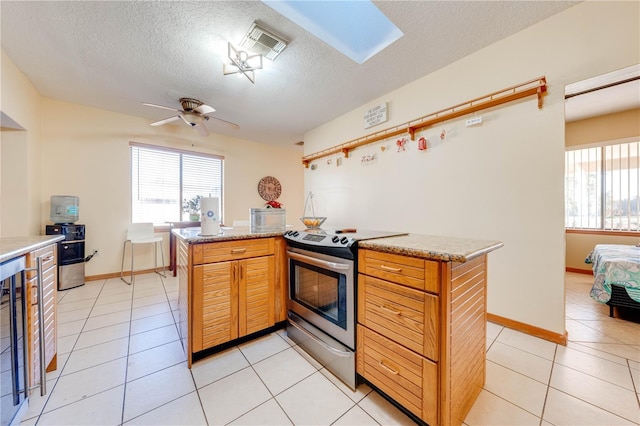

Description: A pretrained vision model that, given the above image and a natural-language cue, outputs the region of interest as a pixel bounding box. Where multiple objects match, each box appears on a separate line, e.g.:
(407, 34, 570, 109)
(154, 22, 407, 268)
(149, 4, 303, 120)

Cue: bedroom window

(130, 142, 223, 224)
(565, 141, 640, 231)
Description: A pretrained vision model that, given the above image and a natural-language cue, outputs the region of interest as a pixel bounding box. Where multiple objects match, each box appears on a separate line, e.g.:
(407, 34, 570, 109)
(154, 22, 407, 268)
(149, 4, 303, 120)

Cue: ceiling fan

(143, 97, 239, 137)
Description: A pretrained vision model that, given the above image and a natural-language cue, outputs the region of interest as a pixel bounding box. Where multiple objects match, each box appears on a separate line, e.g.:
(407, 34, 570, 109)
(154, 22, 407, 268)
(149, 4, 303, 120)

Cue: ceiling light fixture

(223, 42, 263, 84)
(239, 22, 289, 61)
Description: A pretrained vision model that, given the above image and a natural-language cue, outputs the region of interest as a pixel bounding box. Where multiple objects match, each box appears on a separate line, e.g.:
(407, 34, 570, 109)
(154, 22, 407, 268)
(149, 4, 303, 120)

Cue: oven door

(287, 247, 355, 349)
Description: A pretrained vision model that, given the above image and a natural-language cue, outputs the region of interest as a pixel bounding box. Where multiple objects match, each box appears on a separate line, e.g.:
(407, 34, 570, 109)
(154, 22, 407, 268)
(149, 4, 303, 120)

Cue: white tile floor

(18, 271, 640, 425)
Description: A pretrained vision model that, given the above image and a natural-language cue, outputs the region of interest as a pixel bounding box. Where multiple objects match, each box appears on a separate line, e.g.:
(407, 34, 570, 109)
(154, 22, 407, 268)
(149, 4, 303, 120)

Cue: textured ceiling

(1, 1, 582, 149)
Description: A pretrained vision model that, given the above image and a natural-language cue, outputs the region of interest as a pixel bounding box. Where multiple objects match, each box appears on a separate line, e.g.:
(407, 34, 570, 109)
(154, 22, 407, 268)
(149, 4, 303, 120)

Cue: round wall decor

(257, 176, 282, 201)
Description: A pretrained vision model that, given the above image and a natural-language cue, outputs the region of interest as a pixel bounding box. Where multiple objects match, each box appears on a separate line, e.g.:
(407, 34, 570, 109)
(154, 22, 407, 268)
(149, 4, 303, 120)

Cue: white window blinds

(130, 143, 223, 224)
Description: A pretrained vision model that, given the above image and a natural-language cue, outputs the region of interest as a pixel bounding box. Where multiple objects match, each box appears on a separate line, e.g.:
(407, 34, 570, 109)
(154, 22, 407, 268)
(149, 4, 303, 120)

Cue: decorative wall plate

(257, 176, 282, 201)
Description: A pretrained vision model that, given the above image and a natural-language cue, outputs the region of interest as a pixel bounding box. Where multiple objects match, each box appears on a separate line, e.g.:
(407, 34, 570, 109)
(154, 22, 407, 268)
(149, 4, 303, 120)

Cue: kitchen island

(175, 227, 502, 425)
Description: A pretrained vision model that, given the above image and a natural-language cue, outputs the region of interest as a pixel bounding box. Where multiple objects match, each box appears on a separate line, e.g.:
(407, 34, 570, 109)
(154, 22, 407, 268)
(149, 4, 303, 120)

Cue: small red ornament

(418, 137, 427, 151)
(265, 200, 282, 208)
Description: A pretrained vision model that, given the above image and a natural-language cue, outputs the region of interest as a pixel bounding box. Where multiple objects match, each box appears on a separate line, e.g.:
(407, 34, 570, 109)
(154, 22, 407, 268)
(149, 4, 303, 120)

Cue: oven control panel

(283, 230, 356, 248)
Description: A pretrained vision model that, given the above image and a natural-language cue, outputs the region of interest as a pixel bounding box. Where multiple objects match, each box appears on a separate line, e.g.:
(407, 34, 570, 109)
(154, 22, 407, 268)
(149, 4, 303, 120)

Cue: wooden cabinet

(357, 249, 488, 426)
(190, 238, 276, 353)
(357, 325, 438, 425)
(25, 243, 58, 393)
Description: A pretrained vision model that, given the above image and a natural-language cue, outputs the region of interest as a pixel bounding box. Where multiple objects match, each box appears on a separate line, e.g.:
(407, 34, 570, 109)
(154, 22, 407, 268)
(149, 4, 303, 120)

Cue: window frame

(565, 138, 640, 234)
(129, 142, 224, 226)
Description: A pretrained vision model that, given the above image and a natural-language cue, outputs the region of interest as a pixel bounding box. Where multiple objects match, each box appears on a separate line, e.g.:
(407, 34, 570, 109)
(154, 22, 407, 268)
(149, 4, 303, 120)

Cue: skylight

(261, 0, 403, 64)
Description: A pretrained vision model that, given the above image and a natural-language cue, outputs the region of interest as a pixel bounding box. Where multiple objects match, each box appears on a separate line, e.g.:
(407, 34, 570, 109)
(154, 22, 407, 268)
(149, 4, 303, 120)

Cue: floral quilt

(585, 244, 640, 304)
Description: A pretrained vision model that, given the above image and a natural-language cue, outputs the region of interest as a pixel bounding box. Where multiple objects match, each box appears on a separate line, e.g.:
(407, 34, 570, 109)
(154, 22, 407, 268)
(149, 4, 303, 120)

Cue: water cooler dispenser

(46, 196, 85, 290)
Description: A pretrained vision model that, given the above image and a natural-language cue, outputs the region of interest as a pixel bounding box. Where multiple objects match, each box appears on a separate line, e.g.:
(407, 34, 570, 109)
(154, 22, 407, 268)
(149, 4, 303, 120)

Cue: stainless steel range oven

(284, 228, 405, 390)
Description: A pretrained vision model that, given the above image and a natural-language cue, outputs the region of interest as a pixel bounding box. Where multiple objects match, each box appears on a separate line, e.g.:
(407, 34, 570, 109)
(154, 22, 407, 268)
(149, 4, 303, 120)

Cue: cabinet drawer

(358, 249, 439, 293)
(358, 274, 439, 361)
(193, 238, 275, 264)
(357, 325, 437, 425)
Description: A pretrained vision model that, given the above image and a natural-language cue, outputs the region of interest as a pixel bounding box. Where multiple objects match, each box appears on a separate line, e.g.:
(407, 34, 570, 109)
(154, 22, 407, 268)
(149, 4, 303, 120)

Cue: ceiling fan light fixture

(223, 42, 263, 84)
(180, 112, 204, 127)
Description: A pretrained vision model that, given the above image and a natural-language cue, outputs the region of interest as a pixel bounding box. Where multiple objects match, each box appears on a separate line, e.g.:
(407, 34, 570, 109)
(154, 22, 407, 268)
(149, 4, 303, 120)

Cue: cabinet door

(26, 274, 41, 391)
(239, 256, 275, 337)
(193, 261, 238, 351)
(26, 244, 57, 391)
(41, 259, 57, 372)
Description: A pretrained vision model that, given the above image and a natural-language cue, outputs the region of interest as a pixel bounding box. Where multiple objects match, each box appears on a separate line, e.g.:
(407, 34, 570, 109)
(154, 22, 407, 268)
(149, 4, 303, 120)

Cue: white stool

(120, 223, 166, 285)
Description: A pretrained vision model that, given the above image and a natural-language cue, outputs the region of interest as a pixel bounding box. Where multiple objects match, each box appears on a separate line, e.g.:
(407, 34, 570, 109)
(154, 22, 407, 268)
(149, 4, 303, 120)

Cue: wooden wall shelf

(302, 76, 547, 168)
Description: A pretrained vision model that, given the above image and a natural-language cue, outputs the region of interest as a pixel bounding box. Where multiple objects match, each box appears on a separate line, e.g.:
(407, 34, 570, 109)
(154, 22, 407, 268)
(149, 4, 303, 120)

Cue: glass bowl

(300, 217, 326, 229)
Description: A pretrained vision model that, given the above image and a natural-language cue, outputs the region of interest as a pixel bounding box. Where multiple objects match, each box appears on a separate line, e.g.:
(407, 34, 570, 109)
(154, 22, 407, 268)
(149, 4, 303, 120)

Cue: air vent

(239, 22, 288, 61)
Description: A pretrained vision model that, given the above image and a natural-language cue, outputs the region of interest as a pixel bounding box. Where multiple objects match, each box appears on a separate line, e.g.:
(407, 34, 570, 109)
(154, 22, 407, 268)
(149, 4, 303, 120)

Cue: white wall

(1, 49, 304, 276)
(1, 51, 43, 236)
(37, 98, 304, 276)
(302, 2, 640, 335)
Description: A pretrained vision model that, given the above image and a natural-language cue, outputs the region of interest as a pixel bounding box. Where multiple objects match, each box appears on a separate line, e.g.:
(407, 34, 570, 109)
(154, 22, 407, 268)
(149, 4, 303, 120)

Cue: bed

(585, 244, 640, 317)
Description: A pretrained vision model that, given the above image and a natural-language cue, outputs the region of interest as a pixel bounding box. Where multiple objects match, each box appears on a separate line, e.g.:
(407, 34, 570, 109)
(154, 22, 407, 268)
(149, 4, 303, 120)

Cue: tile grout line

(173, 270, 216, 426)
(125, 276, 189, 423)
(242, 334, 305, 425)
(30, 278, 109, 423)
(119, 276, 199, 425)
(628, 358, 640, 412)
(538, 342, 558, 425)
(119, 277, 136, 426)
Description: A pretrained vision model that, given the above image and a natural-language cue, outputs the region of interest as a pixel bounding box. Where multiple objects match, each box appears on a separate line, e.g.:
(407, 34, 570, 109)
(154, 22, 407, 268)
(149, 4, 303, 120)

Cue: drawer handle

(42, 256, 54, 262)
(380, 305, 401, 315)
(380, 265, 402, 273)
(378, 360, 399, 375)
(31, 283, 39, 306)
(231, 248, 247, 254)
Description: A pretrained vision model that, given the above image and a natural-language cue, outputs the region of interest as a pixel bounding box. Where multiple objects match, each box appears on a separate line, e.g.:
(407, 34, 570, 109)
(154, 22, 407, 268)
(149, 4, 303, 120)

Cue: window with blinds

(130, 143, 223, 224)
(565, 141, 640, 231)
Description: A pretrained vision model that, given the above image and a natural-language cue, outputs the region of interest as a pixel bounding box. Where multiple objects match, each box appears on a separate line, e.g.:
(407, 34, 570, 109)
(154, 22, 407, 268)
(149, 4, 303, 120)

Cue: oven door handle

(287, 313, 353, 358)
(286, 250, 351, 272)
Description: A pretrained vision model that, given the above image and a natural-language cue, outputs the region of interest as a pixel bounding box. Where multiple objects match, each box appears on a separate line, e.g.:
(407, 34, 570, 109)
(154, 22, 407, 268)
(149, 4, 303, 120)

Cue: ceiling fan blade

(196, 123, 209, 137)
(142, 102, 183, 113)
(204, 115, 240, 129)
(194, 104, 215, 115)
(150, 116, 180, 126)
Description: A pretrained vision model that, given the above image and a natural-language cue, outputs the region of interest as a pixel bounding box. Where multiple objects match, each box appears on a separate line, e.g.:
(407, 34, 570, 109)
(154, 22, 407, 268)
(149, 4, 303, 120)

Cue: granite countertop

(172, 226, 286, 244)
(0, 235, 65, 263)
(359, 234, 503, 262)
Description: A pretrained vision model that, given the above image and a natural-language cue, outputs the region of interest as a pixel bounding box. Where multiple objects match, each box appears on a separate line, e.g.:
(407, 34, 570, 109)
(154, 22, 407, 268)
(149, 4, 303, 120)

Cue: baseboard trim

(566, 267, 592, 275)
(487, 313, 568, 345)
(85, 267, 170, 282)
